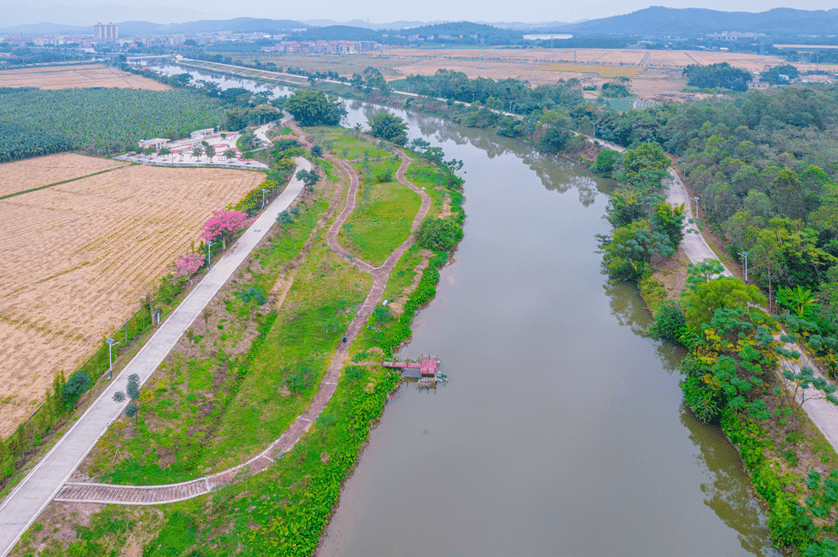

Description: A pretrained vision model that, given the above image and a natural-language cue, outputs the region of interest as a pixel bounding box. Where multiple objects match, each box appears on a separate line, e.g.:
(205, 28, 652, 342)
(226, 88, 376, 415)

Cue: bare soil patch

(0, 153, 126, 198)
(0, 164, 263, 437)
(0, 64, 170, 91)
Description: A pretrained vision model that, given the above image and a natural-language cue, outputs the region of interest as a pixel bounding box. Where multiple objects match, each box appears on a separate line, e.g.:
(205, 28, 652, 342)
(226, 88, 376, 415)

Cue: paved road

(664, 169, 731, 275)
(0, 158, 311, 557)
(664, 162, 838, 453)
(48, 133, 432, 507)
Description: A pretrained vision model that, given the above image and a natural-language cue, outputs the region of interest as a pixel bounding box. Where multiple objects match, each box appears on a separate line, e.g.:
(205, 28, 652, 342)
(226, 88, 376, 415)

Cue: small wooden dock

(381, 355, 446, 388)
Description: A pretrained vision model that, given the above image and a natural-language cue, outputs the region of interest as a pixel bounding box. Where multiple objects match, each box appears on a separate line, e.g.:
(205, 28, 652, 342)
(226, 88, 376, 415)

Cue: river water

(153, 66, 779, 556)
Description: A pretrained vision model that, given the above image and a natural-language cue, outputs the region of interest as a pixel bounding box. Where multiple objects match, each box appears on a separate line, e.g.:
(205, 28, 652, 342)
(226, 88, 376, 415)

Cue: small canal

(153, 66, 779, 556)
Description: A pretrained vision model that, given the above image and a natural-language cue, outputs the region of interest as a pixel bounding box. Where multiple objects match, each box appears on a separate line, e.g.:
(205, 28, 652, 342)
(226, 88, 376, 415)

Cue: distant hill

(0, 17, 307, 36)
(290, 25, 381, 41)
(394, 21, 523, 43)
(555, 6, 838, 36)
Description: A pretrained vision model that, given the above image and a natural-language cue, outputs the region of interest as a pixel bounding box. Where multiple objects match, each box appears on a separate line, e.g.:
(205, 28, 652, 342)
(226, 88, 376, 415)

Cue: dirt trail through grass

(51, 125, 431, 506)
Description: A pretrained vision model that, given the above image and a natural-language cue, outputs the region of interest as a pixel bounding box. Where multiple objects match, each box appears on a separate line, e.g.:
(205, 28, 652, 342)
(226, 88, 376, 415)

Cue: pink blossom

(170, 252, 206, 278)
(199, 210, 252, 243)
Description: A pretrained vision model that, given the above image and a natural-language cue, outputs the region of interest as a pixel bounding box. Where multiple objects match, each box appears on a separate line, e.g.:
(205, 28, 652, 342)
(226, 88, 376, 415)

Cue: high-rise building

(93, 22, 118, 41)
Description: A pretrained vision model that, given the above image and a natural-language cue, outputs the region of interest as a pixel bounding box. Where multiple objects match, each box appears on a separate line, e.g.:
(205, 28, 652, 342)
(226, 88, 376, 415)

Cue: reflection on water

(150, 66, 779, 556)
(682, 409, 777, 556)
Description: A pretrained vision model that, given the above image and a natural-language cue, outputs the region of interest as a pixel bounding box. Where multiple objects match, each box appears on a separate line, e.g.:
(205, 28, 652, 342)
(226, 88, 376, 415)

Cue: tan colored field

(0, 64, 170, 91)
(533, 64, 642, 78)
(0, 154, 126, 198)
(362, 47, 838, 101)
(0, 160, 263, 436)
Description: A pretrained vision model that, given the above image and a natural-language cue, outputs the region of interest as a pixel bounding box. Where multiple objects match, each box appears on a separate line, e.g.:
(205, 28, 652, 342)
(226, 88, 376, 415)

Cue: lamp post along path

(106, 338, 120, 380)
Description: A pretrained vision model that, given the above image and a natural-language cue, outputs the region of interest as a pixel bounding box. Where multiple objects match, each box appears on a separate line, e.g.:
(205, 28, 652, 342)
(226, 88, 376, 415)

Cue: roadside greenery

(596, 142, 684, 284)
(0, 88, 227, 161)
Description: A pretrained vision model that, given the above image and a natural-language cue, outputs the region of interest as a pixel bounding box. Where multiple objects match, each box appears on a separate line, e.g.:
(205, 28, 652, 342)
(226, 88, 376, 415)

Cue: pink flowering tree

(200, 209, 252, 249)
(169, 252, 206, 282)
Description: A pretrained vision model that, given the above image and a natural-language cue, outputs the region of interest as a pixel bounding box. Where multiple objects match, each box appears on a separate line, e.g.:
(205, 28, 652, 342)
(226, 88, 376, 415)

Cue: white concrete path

(664, 162, 838, 453)
(0, 158, 311, 557)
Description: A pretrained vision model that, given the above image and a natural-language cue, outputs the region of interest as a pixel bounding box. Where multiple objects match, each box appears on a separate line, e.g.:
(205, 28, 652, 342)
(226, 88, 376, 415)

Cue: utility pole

(207, 240, 215, 270)
(693, 196, 700, 228)
(107, 338, 120, 380)
(739, 251, 749, 284)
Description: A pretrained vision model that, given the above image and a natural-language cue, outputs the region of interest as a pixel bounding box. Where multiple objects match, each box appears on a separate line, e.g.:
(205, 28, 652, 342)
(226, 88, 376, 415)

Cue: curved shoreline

(51, 130, 432, 506)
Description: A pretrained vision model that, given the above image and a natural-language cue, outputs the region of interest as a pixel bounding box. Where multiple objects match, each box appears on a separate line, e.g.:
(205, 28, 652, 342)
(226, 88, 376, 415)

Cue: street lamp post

(261, 188, 267, 211)
(739, 251, 749, 284)
(107, 338, 120, 380)
(693, 196, 700, 227)
(207, 240, 215, 270)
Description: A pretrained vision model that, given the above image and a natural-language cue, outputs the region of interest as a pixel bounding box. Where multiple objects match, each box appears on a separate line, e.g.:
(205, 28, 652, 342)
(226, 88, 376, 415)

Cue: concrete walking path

(30, 135, 430, 512)
(0, 158, 311, 557)
(664, 163, 838, 453)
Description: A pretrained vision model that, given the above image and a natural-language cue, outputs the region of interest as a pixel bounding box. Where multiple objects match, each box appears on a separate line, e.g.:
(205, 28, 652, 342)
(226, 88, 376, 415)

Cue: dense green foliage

(683, 62, 751, 91)
(597, 142, 682, 284)
(368, 112, 407, 145)
(0, 88, 227, 161)
(762, 64, 801, 85)
(391, 69, 583, 116)
(414, 216, 463, 252)
(283, 89, 346, 126)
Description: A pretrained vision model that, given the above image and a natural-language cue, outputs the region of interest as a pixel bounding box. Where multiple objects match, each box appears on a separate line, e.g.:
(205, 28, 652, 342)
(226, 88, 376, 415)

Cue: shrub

(240, 286, 268, 305)
(414, 217, 463, 251)
(62, 370, 91, 411)
(649, 301, 687, 344)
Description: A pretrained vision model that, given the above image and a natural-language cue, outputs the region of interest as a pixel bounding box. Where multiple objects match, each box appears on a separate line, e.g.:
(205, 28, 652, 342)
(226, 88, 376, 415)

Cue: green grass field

(88, 194, 368, 483)
(326, 133, 392, 159)
(340, 156, 420, 266)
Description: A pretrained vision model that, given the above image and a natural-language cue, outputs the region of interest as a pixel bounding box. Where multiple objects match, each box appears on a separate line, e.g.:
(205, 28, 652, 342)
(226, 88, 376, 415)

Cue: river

(153, 66, 779, 556)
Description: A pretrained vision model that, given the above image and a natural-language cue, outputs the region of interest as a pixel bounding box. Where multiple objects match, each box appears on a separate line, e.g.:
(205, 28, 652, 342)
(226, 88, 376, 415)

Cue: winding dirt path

(52, 129, 431, 507)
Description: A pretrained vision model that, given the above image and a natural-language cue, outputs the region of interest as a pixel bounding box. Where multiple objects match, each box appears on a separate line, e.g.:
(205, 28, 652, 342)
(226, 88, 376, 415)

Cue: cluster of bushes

(595, 142, 684, 284)
(0, 308, 152, 489)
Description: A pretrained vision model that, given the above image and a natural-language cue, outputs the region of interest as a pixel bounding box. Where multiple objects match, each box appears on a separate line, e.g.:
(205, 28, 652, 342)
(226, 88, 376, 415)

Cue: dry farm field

(0, 64, 170, 91)
(0, 158, 263, 437)
(0, 153, 126, 198)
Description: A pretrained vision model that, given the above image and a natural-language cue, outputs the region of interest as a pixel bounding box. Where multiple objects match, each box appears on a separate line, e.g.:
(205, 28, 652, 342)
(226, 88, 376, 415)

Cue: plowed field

(0, 64, 170, 91)
(0, 161, 263, 436)
(0, 154, 126, 198)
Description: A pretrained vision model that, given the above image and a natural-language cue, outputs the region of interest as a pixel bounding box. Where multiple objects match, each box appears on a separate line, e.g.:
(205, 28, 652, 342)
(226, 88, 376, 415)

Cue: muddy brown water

(151, 67, 778, 556)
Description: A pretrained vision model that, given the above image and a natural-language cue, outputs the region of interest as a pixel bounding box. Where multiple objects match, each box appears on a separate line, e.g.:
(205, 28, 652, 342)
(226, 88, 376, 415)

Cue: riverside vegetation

(123, 60, 838, 552)
(12, 108, 465, 556)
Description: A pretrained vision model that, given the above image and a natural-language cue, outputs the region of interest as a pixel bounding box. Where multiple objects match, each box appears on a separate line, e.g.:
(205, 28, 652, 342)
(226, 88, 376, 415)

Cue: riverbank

(9, 125, 466, 556)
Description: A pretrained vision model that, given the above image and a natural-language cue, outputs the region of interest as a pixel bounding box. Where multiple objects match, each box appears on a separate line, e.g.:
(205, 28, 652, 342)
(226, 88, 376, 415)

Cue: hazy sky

(4, 0, 837, 26)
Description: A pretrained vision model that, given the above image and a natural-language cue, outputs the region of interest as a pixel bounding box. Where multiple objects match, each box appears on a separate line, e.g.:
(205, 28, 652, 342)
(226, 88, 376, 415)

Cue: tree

(158, 147, 172, 162)
(169, 252, 206, 281)
(310, 145, 323, 158)
(205, 144, 216, 162)
(594, 149, 620, 177)
(368, 112, 407, 146)
(681, 276, 766, 330)
(777, 285, 816, 317)
(414, 217, 462, 251)
(224, 149, 236, 162)
(651, 201, 685, 249)
(283, 89, 346, 126)
(296, 169, 319, 190)
(598, 219, 674, 284)
(200, 210, 251, 249)
(192, 147, 203, 160)
(62, 370, 91, 411)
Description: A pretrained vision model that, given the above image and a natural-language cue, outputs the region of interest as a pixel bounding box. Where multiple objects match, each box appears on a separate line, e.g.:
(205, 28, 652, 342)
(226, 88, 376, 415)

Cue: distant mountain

(118, 18, 308, 36)
(290, 25, 381, 41)
(0, 17, 309, 36)
(554, 6, 838, 36)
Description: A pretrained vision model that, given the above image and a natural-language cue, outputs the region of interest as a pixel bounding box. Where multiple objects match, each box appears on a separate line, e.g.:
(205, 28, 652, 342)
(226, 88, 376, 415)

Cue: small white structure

(190, 128, 215, 140)
(747, 80, 770, 90)
(138, 138, 170, 149)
